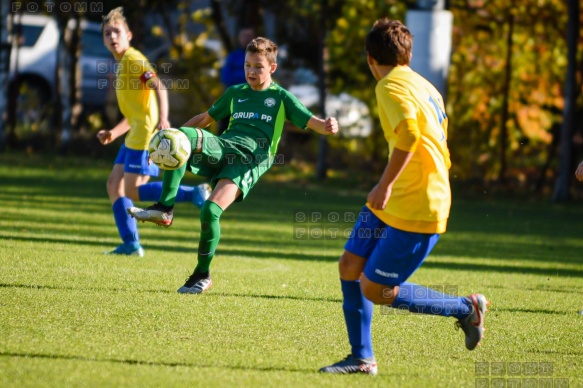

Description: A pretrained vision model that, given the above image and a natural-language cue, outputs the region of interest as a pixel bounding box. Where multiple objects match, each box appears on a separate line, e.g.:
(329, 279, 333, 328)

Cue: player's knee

(338, 252, 363, 280)
(200, 201, 223, 225)
(124, 186, 139, 201)
(106, 178, 121, 198)
(360, 276, 398, 305)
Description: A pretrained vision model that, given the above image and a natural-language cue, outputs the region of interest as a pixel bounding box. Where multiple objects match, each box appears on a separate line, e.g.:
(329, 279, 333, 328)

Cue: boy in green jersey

(129, 37, 338, 293)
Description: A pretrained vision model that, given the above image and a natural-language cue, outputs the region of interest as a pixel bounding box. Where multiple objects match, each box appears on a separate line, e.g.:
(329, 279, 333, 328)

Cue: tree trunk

(316, 0, 329, 180)
(210, 0, 233, 52)
(552, 0, 579, 202)
(498, 12, 513, 185)
(0, 0, 11, 150)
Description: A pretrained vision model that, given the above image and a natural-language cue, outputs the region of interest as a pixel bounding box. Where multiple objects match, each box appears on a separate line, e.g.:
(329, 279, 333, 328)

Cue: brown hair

(101, 7, 129, 33)
(245, 37, 278, 64)
(365, 18, 412, 66)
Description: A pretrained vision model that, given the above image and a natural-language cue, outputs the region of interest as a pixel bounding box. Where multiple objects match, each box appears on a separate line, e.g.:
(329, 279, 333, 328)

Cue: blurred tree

(447, 0, 582, 195)
(4, 0, 581, 199)
(552, 0, 580, 201)
(0, 0, 10, 150)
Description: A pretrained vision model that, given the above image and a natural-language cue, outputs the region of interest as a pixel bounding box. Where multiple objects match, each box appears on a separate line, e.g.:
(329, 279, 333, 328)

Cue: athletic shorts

(344, 206, 440, 286)
(114, 144, 160, 177)
(185, 128, 270, 202)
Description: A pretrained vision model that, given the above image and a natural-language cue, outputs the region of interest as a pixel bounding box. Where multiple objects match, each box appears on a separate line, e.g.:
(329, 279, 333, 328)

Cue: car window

(13, 24, 43, 47)
(81, 30, 110, 57)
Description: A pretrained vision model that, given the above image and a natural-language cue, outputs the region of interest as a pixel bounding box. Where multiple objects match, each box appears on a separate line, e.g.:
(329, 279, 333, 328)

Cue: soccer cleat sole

(318, 356, 378, 375)
(177, 278, 213, 294)
(127, 208, 173, 227)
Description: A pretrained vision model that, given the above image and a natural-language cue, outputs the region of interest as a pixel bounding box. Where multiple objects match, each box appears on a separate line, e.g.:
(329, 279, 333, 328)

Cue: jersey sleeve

(208, 87, 234, 121)
(377, 80, 417, 130)
(126, 49, 157, 89)
(281, 89, 313, 130)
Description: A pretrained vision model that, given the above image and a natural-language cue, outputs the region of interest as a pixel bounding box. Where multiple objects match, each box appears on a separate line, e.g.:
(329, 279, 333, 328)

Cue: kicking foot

(127, 203, 174, 227)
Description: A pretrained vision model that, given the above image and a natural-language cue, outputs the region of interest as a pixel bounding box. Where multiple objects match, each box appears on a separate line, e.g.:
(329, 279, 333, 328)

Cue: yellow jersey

(368, 66, 451, 234)
(115, 47, 159, 150)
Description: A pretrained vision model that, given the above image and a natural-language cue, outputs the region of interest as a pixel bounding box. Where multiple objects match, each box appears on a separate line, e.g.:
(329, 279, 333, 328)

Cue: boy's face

(103, 21, 132, 60)
(244, 52, 277, 91)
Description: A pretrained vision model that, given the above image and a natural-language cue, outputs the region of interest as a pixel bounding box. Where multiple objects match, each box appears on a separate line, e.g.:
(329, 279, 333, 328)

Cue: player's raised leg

(137, 181, 211, 208)
(358, 225, 489, 350)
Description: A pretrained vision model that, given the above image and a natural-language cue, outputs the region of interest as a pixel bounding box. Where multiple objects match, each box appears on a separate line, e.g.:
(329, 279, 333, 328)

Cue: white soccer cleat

(127, 203, 174, 227)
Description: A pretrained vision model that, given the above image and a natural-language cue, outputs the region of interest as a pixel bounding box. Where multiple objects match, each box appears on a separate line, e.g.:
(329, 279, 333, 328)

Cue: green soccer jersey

(208, 83, 313, 158)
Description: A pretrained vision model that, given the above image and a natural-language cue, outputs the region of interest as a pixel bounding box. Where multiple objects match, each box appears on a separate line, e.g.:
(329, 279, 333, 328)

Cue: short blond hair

(101, 7, 129, 33)
(245, 37, 278, 64)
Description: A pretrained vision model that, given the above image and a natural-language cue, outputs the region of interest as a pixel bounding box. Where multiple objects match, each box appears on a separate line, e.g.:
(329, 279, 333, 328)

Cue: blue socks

(112, 197, 138, 244)
(340, 279, 472, 360)
(138, 182, 195, 203)
(391, 282, 471, 319)
(341, 279, 374, 359)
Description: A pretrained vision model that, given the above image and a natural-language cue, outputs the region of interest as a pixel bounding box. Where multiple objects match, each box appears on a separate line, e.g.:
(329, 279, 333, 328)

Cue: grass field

(1, 154, 582, 387)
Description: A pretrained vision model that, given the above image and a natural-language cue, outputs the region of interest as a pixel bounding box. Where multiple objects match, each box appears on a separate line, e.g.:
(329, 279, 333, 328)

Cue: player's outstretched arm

(307, 116, 339, 135)
(96, 118, 131, 145)
(182, 112, 215, 129)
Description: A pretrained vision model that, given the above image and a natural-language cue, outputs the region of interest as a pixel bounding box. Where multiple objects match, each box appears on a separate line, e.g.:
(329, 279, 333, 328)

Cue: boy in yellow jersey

(320, 18, 489, 375)
(97, 7, 209, 257)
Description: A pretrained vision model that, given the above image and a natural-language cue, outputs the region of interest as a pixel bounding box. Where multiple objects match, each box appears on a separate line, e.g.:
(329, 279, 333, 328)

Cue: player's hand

(96, 129, 113, 145)
(576, 162, 583, 181)
(367, 184, 391, 210)
(325, 117, 339, 135)
(158, 118, 171, 130)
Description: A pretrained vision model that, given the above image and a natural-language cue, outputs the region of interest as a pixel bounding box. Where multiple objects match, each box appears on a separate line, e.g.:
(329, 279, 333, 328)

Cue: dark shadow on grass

(207, 291, 340, 303)
(2, 234, 582, 278)
(0, 235, 334, 260)
(0, 351, 314, 373)
(484, 284, 583, 294)
(491, 307, 574, 315)
(0, 235, 196, 254)
(525, 349, 583, 356)
(421, 261, 583, 278)
(0, 283, 341, 304)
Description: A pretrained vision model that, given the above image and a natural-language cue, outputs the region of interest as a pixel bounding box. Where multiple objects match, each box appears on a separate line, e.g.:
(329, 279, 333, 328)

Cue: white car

(9, 14, 114, 128)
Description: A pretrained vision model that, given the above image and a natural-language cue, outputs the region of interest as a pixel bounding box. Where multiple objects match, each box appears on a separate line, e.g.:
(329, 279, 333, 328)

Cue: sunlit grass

(1, 153, 582, 387)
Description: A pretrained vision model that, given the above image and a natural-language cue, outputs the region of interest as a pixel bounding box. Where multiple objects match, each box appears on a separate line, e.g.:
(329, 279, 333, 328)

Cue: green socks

(159, 165, 187, 206)
(195, 201, 223, 273)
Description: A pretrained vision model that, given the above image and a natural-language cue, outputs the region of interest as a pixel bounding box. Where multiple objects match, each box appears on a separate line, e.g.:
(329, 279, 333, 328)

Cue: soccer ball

(148, 128, 192, 170)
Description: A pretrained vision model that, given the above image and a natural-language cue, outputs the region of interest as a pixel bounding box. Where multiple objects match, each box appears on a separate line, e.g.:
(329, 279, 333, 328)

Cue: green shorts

(183, 127, 271, 202)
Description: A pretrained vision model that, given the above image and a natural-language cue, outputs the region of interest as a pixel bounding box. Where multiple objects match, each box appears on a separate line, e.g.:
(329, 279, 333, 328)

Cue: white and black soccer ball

(148, 128, 192, 170)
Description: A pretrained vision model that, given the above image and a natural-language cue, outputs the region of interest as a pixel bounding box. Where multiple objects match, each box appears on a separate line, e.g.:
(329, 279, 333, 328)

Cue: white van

(9, 14, 114, 127)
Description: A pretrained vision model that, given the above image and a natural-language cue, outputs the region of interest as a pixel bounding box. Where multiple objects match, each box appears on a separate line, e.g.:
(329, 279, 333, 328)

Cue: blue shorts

(344, 206, 440, 286)
(114, 144, 159, 176)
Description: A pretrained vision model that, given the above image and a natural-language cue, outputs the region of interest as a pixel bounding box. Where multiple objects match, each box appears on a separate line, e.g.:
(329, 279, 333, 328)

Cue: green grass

(1, 153, 582, 387)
